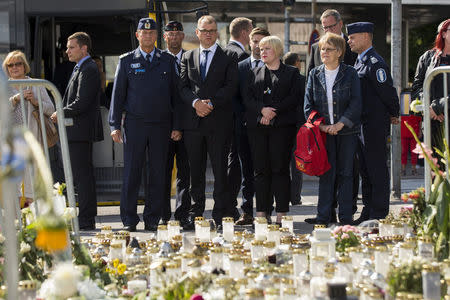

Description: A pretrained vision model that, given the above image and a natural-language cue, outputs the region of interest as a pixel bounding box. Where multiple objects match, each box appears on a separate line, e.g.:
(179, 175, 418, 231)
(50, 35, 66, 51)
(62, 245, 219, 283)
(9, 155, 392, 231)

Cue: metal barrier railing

(422, 66, 450, 200)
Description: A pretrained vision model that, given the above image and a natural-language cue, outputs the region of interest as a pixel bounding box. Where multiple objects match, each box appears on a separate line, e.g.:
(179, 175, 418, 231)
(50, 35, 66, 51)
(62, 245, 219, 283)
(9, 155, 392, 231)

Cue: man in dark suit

(233, 27, 270, 225)
(223, 17, 253, 221)
(305, 9, 359, 225)
(109, 18, 180, 232)
(179, 15, 238, 227)
(161, 20, 192, 230)
(307, 9, 357, 75)
(50, 32, 103, 230)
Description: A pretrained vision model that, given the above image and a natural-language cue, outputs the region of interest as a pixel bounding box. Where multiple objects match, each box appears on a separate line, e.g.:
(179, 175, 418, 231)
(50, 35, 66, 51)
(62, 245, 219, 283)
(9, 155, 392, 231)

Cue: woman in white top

(2, 50, 55, 206)
(304, 33, 362, 225)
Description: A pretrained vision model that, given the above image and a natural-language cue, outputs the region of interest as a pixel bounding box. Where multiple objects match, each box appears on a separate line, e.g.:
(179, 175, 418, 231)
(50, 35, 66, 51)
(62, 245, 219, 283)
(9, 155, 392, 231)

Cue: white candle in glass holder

(128, 279, 147, 293)
(198, 220, 210, 242)
(292, 248, 308, 277)
(254, 217, 268, 241)
(281, 216, 294, 233)
(168, 221, 180, 239)
(251, 240, 265, 262)
(263, 241, 276, 257)
(374, 246, 389, 277)
(229, 255, 244, 279)
(378, 219, 388, 236)
(267, 224, 280, 245)
(348, 247, 364, 269)
(210, 247, 224, 270)
(418, 236, 434, 260)
(422, 264, 441, 300)
(157, 225, 168, 241)
(222, 217, 234, 242)
(101, 225, 113, 235)
(194, 216, 205, 238)
(336, 255, 353, 283)
(309, 256, 325, 277)
(398, 242, 414, 263)
(109, 242, 123, 262)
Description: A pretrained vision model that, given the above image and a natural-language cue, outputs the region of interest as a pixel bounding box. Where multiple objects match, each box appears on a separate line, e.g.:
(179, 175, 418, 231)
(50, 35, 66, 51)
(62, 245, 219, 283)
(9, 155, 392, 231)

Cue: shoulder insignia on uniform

(119, 51, 133, 59)
(370, 56, 378, 64)
(376, 68, 387, 83)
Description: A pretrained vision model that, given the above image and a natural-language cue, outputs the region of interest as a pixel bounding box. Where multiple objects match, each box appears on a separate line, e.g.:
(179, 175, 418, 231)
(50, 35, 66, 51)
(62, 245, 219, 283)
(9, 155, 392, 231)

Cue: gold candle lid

(283, 287, 296, 295)
(268, 224, 280, 231)
(18, 280, 36, 290)
(245, 288, 264, 297)
(418, 235, 432, 243)
(254, 217, 268, 224)
(314, 224, 327, 229)
(375, 245, 388, 252)
(422, 264, 440, 272)
(215, 277, 234, 286)
(168, 220, 180, 226)
(280, 236, 292, 244)
(311, 256, 325, 261)
(157, 224, 168, 230)
(292, 247, 308, 254)
(95, 233, 106, 239)
(222, 217, 234, 223)
(200, 220, 210, 227)
(337, 255, 351, 263)
(279, 227, 290, 233)
(243, 232, 254, 240)
(251, 240, 265, 246)
(263, 241, 276, 248)
(281, 215, 293, 221)
(101, 225, 112, 231)
(229, 254, 243, 261)
(399, 242, 414, 249)
(210, 247, 224, 253)
(265, 288, 279, 295)
(110, 242, 123, 249)
(194, 216, 205, 222)
(172, 235, 182, 242)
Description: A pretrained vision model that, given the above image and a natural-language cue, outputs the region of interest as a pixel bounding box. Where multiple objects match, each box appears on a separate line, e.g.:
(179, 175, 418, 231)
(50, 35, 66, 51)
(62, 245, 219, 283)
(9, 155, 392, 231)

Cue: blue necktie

(200, 50, 210, 81)
(146, 54, 152, 63)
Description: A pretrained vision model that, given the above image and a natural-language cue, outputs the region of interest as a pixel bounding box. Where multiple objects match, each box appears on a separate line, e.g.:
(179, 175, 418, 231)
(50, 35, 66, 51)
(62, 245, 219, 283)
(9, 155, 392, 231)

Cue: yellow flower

(117, 264, 126, 275)
(113, 259, 120, 269)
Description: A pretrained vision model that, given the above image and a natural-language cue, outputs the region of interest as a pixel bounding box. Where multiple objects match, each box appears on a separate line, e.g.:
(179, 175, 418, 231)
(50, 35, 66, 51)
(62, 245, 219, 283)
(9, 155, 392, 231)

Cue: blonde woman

(243, 36, 303, 225)
(2, 50, 55, 205)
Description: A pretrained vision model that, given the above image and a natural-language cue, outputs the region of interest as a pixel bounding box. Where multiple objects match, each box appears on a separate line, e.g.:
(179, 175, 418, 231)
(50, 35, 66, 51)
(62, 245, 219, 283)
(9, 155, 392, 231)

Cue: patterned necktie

(253, 59, 261, 69)
(200, 50, 210, 81)
(70, 65, 79, 80)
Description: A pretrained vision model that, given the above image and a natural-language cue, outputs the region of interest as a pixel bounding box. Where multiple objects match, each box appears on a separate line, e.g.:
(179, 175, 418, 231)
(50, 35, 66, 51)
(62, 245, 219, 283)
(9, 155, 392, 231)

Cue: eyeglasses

(322, 22, 338, 31)
(198, 29, 217, 35)
(320, 48, 337, 53)
(166, 32, 183, 37)
(6, 62, 23, 68)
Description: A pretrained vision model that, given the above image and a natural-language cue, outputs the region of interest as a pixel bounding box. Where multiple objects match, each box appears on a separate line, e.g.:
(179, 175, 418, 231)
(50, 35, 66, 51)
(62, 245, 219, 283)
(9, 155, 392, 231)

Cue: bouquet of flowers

(332, 225, 360, 253)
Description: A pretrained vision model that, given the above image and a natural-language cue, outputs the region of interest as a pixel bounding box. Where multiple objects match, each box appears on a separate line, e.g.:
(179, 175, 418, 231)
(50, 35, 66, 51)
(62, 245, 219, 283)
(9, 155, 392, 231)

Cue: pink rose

(341, 233, 350, 239)
(191, 294, 204, 300)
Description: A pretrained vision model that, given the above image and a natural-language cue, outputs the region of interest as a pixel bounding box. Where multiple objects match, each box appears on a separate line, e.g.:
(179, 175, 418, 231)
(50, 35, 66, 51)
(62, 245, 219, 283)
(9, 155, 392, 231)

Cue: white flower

(39, 262, 81, 299)
(19, 241, 31, 254)
(62, 207, 77, 221)
(78, 278, 106, 300)
(0, 234, 5, 243)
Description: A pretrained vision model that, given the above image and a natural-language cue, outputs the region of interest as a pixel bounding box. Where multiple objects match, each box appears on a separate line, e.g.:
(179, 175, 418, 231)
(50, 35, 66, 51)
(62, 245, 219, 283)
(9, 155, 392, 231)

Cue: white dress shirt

(325, 66, 339, 124)
(250, 55, 263, 69)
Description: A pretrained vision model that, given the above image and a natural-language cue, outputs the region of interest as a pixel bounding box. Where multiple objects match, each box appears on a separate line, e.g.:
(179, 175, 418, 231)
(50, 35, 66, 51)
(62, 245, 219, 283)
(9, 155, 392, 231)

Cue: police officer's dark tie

(253, 59, 261, 69)
(146, 53, 152, 64)
(200, 50, 210, 81)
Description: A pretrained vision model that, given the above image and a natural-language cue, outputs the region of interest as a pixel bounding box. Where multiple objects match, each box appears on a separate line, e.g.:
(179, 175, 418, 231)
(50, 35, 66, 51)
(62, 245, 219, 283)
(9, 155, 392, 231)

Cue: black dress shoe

(123, 225, 137, 232)
(144, 224, 158, 231)
(79, 224, 95, 231)
(182, 220, 195, 231)
(304, 217, 327, 225)
(352, 217, 369, 225)
(290, 199, 302, 206)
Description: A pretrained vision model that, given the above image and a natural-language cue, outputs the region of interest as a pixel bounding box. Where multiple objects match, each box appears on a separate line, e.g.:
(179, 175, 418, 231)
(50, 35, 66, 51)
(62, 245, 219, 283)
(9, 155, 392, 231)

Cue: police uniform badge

(144, 22, 151, 29)
(376, 68, 387, 83)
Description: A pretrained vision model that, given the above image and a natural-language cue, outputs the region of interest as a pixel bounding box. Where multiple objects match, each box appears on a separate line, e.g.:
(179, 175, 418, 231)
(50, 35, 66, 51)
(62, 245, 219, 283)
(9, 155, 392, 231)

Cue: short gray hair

(320, 9, 341, 22)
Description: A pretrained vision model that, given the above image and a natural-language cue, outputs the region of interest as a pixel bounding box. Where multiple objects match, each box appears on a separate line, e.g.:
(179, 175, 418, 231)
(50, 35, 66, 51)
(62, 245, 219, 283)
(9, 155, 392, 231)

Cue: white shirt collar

(230, 39, 245, 51)
(139, 47, 155, 59)
(200, 43, 218, 54)
(250, 55, 261, 63)
(168, 49, 183, 61)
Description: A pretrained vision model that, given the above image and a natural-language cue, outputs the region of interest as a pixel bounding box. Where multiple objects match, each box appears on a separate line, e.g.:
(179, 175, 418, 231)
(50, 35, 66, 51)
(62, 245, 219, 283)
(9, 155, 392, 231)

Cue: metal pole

(311, 0, 317, 32)
(444, 73, 449, 180)
(0, 69, 19, 300)
(390, 0, 402, 200)
(284, 6, 291, 54)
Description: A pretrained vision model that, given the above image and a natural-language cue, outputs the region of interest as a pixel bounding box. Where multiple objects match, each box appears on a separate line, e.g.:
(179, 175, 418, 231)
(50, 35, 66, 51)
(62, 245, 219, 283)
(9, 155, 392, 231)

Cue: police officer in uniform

(109, 18, 180, 232)
(161, 21, 193, 230)
(347, 22, 400, 223)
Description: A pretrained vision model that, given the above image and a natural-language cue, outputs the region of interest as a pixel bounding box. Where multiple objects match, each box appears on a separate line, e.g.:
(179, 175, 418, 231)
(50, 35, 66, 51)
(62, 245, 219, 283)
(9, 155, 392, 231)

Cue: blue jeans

(317, 134, 357, 224)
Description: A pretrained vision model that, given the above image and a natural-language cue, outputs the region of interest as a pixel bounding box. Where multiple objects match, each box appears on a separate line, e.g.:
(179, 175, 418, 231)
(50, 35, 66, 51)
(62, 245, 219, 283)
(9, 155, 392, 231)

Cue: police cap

(164, 21, 184, 32)
(137, 18, 157, 30)
(347, 22, 374, 35)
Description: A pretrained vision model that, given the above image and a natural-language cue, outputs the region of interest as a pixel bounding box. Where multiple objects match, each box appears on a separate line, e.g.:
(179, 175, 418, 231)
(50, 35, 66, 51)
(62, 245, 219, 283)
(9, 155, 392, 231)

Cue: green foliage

(387, 259, 423, 297)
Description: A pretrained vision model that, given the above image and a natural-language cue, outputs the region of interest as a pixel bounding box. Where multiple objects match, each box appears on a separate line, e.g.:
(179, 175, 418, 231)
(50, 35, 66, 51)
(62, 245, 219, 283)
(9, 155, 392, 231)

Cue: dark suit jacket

(235, 57, 253, 119)
(179, 45, 238, 132)
(224, 41, 249, 63)
(63, 57, 103, 142)
(307, 34, 357, 76)
(244, 62, 303, 128)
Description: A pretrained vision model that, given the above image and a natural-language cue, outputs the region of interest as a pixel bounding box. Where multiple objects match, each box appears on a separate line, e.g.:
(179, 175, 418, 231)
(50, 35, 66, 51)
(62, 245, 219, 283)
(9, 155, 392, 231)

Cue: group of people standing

(4, 8, 448, 232)
(109, 9, 401, 232)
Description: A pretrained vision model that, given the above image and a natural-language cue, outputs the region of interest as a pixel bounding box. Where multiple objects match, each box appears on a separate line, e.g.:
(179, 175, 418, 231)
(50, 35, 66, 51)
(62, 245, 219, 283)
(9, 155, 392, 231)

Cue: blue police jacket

(109, 48, 180, 131)
(304, 63, 362, 135)
(354, 47, 399, 131)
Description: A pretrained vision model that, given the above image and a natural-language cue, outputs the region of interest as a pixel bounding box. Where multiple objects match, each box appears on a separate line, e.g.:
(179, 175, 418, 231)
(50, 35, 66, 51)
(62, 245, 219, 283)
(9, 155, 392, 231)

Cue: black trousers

(247, 126, 296, 213)
(121, 119, 171, 226)
(163, 138, 191, 221)
(358, 124, 390, 220)
(184, 129, 232, 224)
(228, 117, 255, 216)
(68, 141, 97, 227)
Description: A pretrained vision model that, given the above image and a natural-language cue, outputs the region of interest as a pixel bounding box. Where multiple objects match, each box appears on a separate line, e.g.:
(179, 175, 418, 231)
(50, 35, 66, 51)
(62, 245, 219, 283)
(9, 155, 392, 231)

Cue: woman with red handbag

(304, 32, 362, 225)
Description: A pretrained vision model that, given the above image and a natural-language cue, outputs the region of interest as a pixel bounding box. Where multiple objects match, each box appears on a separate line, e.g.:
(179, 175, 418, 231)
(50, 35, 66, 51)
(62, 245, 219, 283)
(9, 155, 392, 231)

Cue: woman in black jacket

(412, 19, 450, 152)
(244, 36, 303, 225)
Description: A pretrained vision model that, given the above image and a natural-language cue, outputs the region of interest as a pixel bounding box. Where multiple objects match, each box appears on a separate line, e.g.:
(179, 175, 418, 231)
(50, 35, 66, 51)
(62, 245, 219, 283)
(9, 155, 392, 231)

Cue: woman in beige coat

(3, 50, 55, 206)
